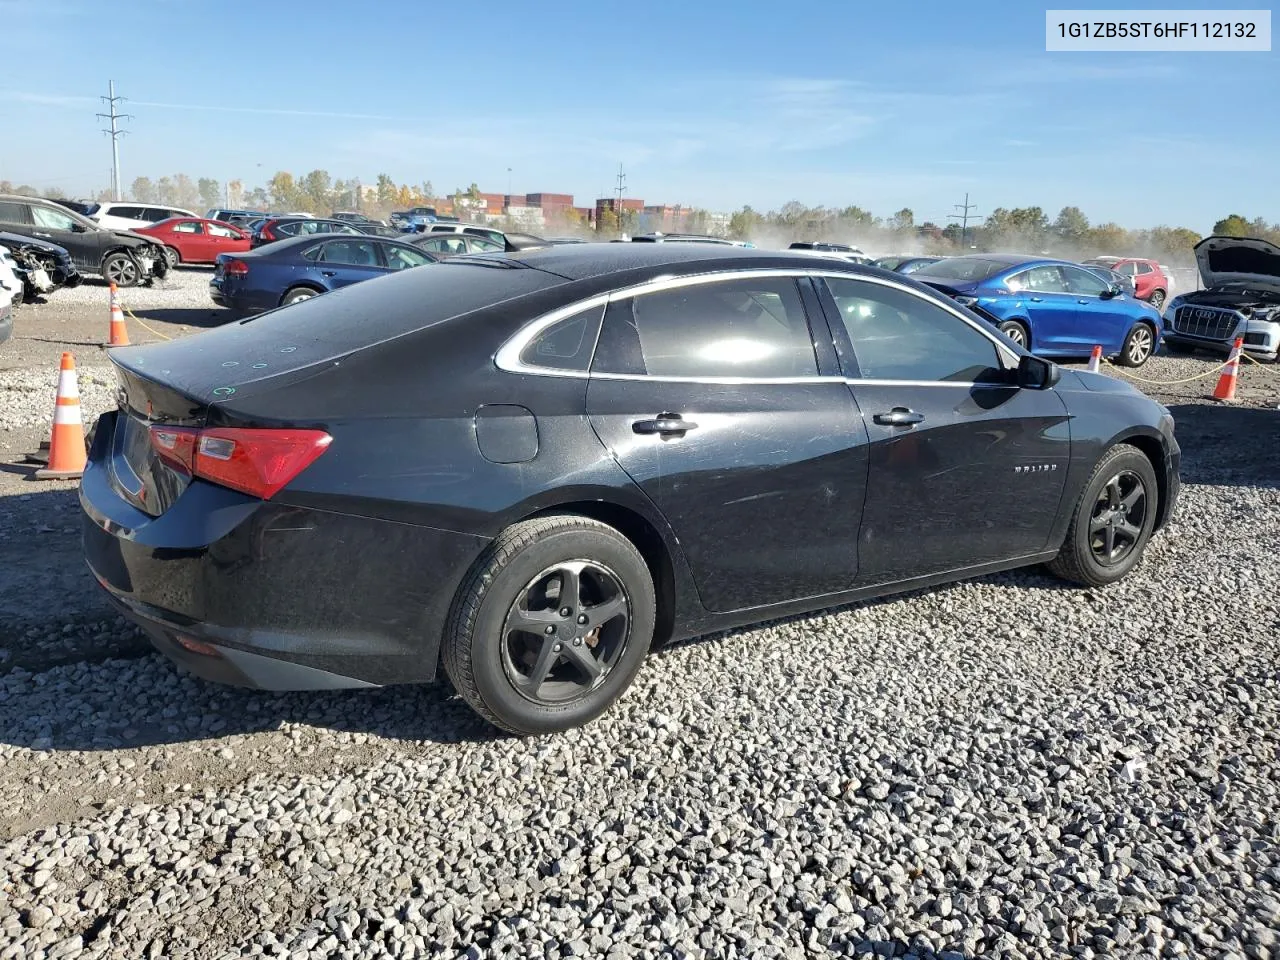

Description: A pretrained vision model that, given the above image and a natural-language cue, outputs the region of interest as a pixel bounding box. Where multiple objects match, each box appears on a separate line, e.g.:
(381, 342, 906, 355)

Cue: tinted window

(31, 205, 78, 231)
(468, 236, 504, 252)
(1062, 265, 1108, 296)
(519, 305, 605, 372)
(825, 277, 1001, 382)
(381, 244, 431, 270)
(1136, 262, 1153, 275)
(275, 221, 304, 236)
(207, 223, 239, 238)
(0, 201, 30, 224)
(911, 257, 1010, 282)
(1116, 262, 1138, 277)
(143, 207, 173, 222)
(593, 277, 818, 379)
(318, 239, 380, 266)
(172, 221, 201, 234)
(106, 205, 144, 220)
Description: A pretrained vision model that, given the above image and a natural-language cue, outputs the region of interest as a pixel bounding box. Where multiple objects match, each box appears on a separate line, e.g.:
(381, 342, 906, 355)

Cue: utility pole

(96, 80, 131, 201)
(948, 192, 979, 248)
(614, 164, 627, 234)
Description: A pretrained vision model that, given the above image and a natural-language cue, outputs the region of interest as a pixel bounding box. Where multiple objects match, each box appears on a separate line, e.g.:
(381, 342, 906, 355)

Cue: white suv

(90, 202, 197, 232)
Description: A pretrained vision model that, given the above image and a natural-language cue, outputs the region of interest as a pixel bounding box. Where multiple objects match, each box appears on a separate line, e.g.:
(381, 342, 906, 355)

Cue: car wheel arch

(520, 499, 681, 647)
(1102, 431, 1173, 531)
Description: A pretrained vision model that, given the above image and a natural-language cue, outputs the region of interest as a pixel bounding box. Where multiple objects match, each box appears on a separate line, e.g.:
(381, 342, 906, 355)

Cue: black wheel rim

(1088, 470, 1147, 566)
(1003, 325, 1026, 347)
(107, 258, 137, 285)
(1127, 327, 1153, 365)
(501, 560, 631, 705)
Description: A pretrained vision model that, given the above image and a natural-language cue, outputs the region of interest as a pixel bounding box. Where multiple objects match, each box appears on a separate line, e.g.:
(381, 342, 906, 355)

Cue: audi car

(1162, 235, 1280, 361)
(82, 246, 1180, 735)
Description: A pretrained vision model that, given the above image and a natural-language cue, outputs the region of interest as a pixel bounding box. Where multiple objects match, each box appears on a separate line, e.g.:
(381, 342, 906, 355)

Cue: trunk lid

(1195, 235, 1280, 293)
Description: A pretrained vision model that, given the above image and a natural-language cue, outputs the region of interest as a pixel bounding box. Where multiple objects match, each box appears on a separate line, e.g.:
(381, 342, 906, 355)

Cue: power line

(96, 80, 132, 201)
(947, 192, 980, 248)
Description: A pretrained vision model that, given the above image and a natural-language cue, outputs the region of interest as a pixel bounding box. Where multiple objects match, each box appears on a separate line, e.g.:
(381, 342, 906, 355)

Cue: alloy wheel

(1088, 470, 1147, 566)
(106, 257, 138, 285)
(501, 560, 632, 705)
(1127, 327, 1154, 365)
(1001, 324, 1027, 347)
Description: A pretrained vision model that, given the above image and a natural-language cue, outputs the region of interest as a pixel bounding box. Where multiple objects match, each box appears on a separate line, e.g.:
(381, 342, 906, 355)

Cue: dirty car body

(82, 245, 1181, 734)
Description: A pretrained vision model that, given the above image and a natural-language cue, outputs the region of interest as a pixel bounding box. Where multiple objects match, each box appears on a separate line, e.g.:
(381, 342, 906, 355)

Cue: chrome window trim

(493, 267, 1020, 381)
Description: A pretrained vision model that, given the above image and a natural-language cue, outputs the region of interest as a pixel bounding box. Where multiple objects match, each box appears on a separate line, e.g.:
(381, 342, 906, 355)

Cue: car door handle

(32, 232, 51, 239)
(321, 270, 337, 277)
(1077, 298, 1090, 304)
(873, 407, 925, 427)
(633, 414, 698, 436)
(1028, 296, 1043, 302)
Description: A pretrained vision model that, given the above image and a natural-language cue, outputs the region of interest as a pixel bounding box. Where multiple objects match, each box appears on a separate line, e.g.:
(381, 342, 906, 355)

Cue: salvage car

(209, 233, 437, 312)
(913, 255, 1161, 366)
(1162, 235, 1280, 361)
(134, 218, 251, 266)
(82, 244, 1181, 735)
(0, 232, 82, 302)
(0, 248, 18, 340)
(0, 195, 168, 287)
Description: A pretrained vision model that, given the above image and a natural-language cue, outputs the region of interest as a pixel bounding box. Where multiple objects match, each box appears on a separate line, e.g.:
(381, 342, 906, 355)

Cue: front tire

(443, 515, 656, 736)
(1047, 444, 1159, 587)
(998, 319, 1030, 349)
(1118, 323, 1156, 367)
(101, 252, 140, 287)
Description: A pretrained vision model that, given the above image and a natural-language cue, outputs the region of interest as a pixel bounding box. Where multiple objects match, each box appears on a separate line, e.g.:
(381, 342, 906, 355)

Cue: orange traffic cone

(1211, 337, 1244, 403)
(33, 352, 88, 480)
(108, 282, 129, 346)
(1087, 345, 1102, 373)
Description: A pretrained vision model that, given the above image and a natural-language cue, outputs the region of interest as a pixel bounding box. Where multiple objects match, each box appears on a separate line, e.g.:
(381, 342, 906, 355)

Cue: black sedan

(82, 246, 1180, 735)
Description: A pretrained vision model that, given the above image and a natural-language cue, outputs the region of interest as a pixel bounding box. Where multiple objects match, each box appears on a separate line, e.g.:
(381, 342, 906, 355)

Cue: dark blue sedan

(210, 234, 438, 313)
(911, 254, 1162, 367)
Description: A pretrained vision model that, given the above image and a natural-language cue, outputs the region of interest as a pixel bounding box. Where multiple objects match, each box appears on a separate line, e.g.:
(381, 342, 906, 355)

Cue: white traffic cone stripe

(57, 370, 79, 399)
(54, 402, 83, 425)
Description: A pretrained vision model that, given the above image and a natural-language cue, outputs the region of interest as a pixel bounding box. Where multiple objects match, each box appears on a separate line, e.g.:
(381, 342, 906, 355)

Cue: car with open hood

(0, 195, 168, 287)
(1161, 236, 1280, 361)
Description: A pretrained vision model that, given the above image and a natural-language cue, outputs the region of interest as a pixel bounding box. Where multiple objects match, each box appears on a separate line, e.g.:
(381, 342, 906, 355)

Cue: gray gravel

(0, 365, 116, 436)
(2, 307, 1280, 958)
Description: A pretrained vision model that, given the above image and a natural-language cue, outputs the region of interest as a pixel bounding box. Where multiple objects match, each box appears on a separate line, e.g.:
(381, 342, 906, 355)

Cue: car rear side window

(825, 277, 1001, 383)
(592, 277, 819, 379)
(519, 305, 606, 372)
(173, 221, 201, 234)
(318, 239, 380, 266)
(1136, 262, 1153, 275)
(0, 201, 30, 224)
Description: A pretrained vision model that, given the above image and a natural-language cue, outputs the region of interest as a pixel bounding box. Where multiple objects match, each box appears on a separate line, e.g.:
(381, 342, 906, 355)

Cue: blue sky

(0, 0, 1275, 231)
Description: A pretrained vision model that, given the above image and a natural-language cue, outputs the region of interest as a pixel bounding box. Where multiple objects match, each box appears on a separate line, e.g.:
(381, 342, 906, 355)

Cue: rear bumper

(80, 413, 489, 689)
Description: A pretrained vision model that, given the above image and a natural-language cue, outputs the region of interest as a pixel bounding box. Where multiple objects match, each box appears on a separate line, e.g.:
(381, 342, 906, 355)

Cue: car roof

(499, 241, 869, 281)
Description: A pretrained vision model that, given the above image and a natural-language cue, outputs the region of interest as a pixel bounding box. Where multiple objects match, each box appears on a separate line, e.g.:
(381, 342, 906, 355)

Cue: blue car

(910, 254, 1162, 367)
(210, 234, 438, 314)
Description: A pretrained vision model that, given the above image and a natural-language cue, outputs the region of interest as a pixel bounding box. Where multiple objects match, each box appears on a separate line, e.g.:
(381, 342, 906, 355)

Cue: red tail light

(223, 258, 249, 277)
(150, 426, 331, 499)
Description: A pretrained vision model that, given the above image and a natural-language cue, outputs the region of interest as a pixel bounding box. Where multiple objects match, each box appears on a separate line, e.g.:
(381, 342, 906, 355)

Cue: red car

(135, 217, 250, 266)
(1084, 257, 1169, 309)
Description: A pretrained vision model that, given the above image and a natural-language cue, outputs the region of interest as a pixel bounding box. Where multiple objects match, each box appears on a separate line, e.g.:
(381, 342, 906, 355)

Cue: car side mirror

(1018, 354, 1060, 390)
(1100, 284, 1121, 299)
(71, 222, 87, 233)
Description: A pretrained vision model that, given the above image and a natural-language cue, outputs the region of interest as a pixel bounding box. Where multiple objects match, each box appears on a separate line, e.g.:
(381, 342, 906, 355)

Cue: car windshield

(911, 258, 1009, 282)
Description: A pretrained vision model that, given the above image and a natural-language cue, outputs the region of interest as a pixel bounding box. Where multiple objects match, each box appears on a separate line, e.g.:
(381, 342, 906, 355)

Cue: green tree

(837, 205, 878, 228)
(155, 176, 175, 205)
(301, 169, 332, 212)
(1212, 214, 1251, 237)
(888, 208, 915, 232)
(198, 177, 221, 210)
(728, 205, 763, 240)
(1088, 222, 1131, 254)
(170, 174, 200, 211)
(1053, 205, 1090, 244)
(268, 171, 300, 210)
(131, 176, 156, 203)
(43, 186, 67, 200)
(375, 173, 396, 206)
(245, 186, 270, 209)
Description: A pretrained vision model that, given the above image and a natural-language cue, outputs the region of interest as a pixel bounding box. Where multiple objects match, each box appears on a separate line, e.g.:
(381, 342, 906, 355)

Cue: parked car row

(0, 194, 168, 287)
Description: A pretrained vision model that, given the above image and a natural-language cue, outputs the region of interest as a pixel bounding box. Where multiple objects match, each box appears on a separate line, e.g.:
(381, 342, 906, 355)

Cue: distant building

(525, 193, 574, 217)
(640, 204, 692, 233)
(704, 211, 731, 237)
(595, 197, 644, 224)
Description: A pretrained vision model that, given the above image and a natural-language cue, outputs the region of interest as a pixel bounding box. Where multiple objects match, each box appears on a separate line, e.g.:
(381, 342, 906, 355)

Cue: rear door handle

(32, 232, 51, 239)
(873, 407, 925, 427)
(321, 270, 337, 277)
(1077, 298, 1090, 304)
(1029, 296, 1043, 302)
(633, 414, 698, 436)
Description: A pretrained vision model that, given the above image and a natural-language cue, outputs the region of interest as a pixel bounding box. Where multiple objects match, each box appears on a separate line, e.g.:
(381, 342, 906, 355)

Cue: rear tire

(163, 246, 181, 268)
(1118, 323, 1156, 367)
(1148, 289, 1166, 310)
(1047, 444, 1159, 587)
(998, 319, 1030, 349)
(443, 515, 656, 736)
(280, 286, 318, 306)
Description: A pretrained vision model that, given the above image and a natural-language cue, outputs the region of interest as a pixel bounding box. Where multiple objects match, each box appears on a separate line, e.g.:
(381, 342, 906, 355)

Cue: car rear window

(910, 258, 1009, 282)
(119, 260, 570, 402)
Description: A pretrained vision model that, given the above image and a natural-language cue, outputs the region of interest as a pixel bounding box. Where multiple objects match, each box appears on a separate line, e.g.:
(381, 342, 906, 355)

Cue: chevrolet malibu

(81, 246, 1180, 735)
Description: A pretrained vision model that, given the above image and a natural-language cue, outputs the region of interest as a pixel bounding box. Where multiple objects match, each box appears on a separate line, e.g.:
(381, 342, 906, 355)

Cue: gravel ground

(1, 283, 1280, 959)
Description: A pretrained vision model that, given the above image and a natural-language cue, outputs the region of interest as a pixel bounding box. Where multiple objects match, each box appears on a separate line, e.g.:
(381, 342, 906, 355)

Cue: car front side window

(592, 277, 819, 379)
(31, 206, 78, 231)
(173, 222, 201, 234)
(825, 277, 1002, 383)
(1062, 265, 1108, 297)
